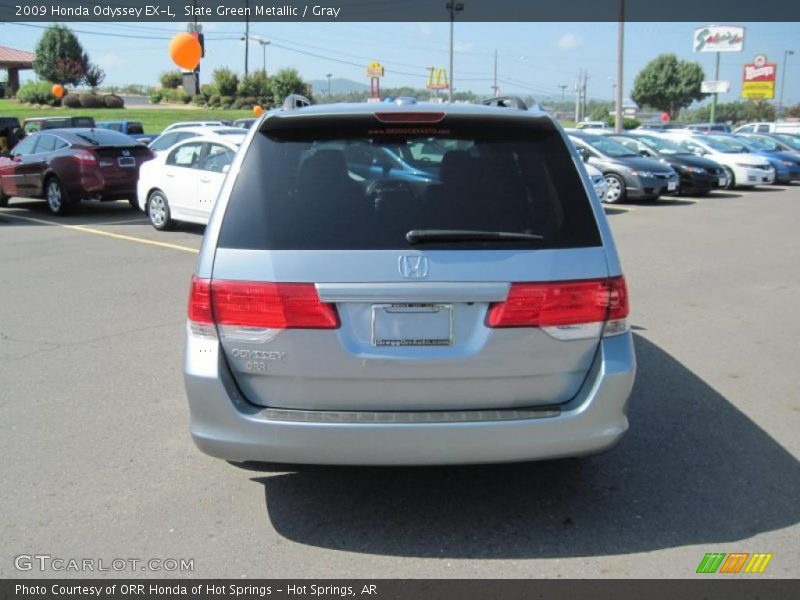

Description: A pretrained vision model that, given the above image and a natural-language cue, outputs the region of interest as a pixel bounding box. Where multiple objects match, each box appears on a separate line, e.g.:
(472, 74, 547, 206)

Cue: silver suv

(184, 100, 635, 466)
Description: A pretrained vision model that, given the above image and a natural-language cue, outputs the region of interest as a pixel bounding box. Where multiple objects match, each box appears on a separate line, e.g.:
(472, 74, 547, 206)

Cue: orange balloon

(253, 105, 264, 116)
(52, 84, 64, 99)
(169, 33, 202, 71)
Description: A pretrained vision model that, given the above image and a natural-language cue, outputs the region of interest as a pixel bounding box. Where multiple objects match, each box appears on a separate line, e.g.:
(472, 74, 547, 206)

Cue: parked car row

(566, 126, 800, 203)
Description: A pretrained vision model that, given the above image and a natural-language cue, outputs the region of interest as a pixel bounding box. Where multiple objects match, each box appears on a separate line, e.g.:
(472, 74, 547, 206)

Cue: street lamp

(780, 50, 794, 109)
(326, 73, 332, 97)
(446, 1, 464, 103)
(241, 35, 270, 74)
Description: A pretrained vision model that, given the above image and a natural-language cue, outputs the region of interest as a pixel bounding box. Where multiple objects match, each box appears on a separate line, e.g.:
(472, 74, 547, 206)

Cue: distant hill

(309, 78, 369, 96)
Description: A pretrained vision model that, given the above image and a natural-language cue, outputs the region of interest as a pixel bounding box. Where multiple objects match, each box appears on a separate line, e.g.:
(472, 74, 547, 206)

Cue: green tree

(589, 105, 613, 125)
(269, 68, 312, 105)
(631, 53, 705, 119)
(238, 71, 270, 99)
(84, 64, 106, 92)
(212, 67, 239, 97)
(159, 71, 183, 89)
(32, 25, 89, 86)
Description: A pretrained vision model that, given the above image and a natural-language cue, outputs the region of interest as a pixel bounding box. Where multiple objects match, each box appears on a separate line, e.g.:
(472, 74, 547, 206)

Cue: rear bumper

(184, 331, 636, 466)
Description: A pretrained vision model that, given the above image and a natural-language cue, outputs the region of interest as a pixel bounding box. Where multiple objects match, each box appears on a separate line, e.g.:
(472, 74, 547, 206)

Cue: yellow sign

(742, 81, 775, 100)
(366, 61, 384, 78)
(427, 67, 449, 90)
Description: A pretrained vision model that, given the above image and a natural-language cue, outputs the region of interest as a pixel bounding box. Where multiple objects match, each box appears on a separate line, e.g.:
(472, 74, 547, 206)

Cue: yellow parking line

(0, 212, 199, 254)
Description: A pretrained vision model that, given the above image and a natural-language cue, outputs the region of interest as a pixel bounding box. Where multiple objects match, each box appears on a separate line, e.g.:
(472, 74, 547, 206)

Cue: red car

(0, 128, 153, 214)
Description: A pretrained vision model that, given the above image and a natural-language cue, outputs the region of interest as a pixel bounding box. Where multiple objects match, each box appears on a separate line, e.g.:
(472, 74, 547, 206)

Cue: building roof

(0, 45, 35, 68)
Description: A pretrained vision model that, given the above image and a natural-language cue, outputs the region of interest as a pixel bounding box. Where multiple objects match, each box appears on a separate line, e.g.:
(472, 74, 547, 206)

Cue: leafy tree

(269, 68, 312, 105)
(589, 105, 613, 125)
(689, 100, 776, 124)
(33, 25, 89, 86)
(238, 71, 270, 99)
(631, 54, 705, 119)
(212, 67, 239, 97)
(84, 64, 106, 91)
(159, 71, 183, 89)
(786, 103, 800, 118)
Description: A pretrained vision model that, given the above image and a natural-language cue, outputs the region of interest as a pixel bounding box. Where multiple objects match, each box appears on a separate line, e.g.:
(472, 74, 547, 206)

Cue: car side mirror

(639, 149, 651, 157)
(578, 148, 590, 162)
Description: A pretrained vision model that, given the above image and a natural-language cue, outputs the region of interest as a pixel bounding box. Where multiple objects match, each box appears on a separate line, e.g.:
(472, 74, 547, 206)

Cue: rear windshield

(218, 115, 601, 250)
(70, 129, 141, 147)
(127, 122, 144, 134)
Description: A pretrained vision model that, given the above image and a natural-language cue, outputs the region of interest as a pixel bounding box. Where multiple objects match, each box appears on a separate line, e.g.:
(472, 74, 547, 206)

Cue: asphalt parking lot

(1, 187, 799, 579)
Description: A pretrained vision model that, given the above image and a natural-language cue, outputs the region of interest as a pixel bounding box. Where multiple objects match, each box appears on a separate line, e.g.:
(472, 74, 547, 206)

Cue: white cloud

(557, 33, 583, 50)
(96, 53, 125, 69)
(454, 41, 474, 53)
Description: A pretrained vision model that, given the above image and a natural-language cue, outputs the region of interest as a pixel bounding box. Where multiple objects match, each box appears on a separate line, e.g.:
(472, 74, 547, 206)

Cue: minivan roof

(261, 101, 553, 123)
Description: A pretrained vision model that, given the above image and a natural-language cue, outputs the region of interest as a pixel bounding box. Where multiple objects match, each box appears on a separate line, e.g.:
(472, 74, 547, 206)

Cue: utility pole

(446, 2, 464, 103)
(575, 70, 582, 123)
(326, 73, 332, 97)
(491, 49, 499, 96)
(558, 84, 567, 105)
(710, 50, 720, 123)
(614, 0, 625, 133)
(244, 0, 249, 76)
(779, 50, 795, 109)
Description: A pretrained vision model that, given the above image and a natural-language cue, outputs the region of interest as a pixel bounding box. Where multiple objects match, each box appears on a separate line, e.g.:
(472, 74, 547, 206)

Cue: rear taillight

(75, 150, 97, 167)
(487, 276, 629, 339)
(188, 276, 339, 336)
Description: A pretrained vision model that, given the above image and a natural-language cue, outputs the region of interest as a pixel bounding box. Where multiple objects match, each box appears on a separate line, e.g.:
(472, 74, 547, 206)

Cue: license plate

(667, 181, 677, 192)
(117, 156, 135, 168)
(372, 304, 453, 347)
(718, 177, 728, 187)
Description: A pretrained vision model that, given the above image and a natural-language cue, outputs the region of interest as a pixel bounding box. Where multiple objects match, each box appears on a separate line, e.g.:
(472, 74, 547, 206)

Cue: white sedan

(148, 126, 247, 156)
(137, 136, 242, 230)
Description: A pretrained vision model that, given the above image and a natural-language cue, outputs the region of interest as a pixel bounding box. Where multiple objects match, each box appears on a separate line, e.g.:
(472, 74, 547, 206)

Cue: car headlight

(735, 163, 758, 168)
(780, 160, 794, 166)
(679, 165, 705, 173)
(631, 170, 654, 177)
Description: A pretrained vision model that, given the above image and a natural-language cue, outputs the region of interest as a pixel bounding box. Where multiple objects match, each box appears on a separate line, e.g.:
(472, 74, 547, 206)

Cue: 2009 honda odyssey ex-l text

(184, 98, 636, 466)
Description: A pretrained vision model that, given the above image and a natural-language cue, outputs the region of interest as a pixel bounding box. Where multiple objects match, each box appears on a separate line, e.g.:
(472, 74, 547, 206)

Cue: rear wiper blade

(75, 134, 99, 145)
(406, 229, 543, 243)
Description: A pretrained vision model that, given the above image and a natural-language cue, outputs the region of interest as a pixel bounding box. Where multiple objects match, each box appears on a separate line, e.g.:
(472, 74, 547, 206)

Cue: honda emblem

(398, 255, 429, 279)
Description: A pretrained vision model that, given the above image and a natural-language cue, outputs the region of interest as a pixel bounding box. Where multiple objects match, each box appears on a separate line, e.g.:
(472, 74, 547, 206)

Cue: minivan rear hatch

(205, 110, 614, 412)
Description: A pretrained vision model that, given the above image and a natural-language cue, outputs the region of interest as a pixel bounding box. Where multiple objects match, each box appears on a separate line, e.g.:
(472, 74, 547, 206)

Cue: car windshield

(698, 135, 748, 153)
(632, 135, 689, 155)
(738, 136, 770, 150)
(580, 136, 637, 158)
(775, 134, 800, 151)
(218, 117, 601, 251)
(72, 129, 139, 146)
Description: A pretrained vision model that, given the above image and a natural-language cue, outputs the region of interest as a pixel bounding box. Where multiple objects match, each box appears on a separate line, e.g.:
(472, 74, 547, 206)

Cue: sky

(2, 21, 799, 106)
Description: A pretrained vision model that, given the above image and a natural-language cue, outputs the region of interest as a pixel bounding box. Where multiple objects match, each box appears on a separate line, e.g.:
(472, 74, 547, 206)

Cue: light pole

(326, 73, 332, 97)
(241, 35, 270, 74)
(558, 84, 567, 105)
(446, 1, 464, 103)
(780, 50, 794, 109)
(614, 0, 625, 133)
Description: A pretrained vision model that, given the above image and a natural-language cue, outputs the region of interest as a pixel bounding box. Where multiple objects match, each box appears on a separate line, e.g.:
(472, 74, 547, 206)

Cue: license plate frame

(667, 181, 678, 192)
(117, 156, 136, 168)
(718, 176, 728, 187)
(371, 303, 454, 347)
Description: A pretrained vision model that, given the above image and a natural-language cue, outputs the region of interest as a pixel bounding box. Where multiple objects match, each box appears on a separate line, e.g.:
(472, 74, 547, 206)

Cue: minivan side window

(167, 143, 203, 168)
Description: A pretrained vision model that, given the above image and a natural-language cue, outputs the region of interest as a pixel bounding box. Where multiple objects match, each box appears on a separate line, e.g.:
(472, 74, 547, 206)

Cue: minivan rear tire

(147, 190, 174, 231)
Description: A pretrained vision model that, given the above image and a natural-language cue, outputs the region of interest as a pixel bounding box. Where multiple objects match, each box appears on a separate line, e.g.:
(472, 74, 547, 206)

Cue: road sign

(742, 54, 777, 99)
(702, 80, 731, 93)
(365, 61, 384, 78)
(693, 26, 745, 53)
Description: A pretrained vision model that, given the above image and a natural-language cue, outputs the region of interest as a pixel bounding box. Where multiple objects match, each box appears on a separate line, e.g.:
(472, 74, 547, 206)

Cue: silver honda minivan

(184, 100, 635, 466)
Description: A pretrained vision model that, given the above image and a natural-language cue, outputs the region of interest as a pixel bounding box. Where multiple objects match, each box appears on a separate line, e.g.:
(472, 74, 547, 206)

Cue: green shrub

(63, 94, 81, 108)
(17, 81, 56, 106)
(238, 72, 269, 98)
(200, 83, 218, 99)
(159, 71, 183, 89)
(149, 90, 163, 104)
(104, 94, 124, 108)
(220, 103, 232, 110)
(208, 94, 221, 107)
(79, 93, 104, 109)
(220, 95, 234, 107)
(213, 68, 239, 97)
(622, 117, 641, 130)
(191, 94, 206, 106)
